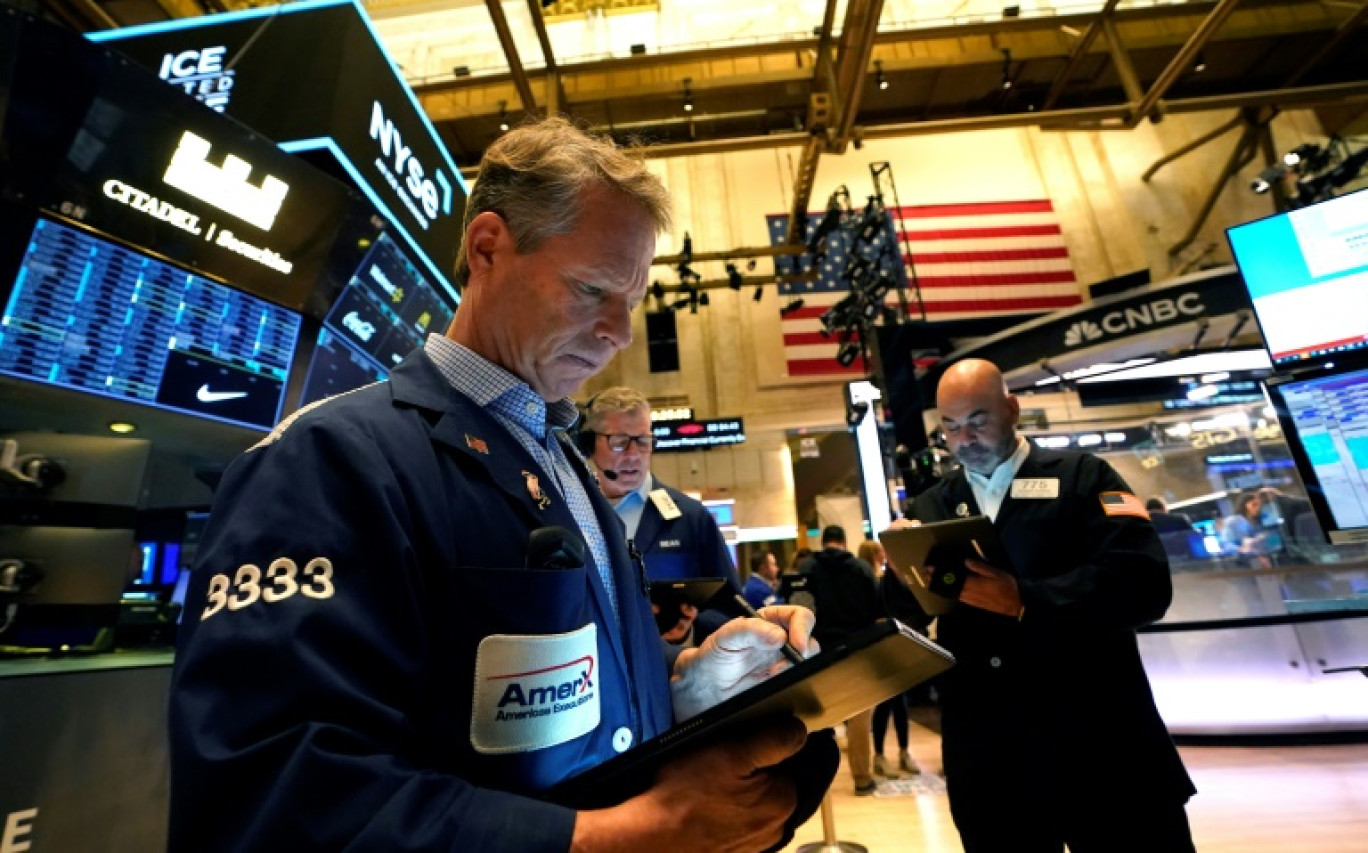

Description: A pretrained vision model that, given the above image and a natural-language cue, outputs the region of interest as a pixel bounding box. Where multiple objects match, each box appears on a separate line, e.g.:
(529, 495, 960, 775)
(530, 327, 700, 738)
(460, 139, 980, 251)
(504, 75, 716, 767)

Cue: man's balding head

(936, 358, 1020, 476)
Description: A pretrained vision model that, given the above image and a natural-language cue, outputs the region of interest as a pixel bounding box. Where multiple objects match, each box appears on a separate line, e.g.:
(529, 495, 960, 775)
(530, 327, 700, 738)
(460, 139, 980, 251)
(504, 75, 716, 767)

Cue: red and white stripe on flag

(1099, 491, 1150, 519)
(897, 200, 1081, 319)
(768, 200, 1079, 379)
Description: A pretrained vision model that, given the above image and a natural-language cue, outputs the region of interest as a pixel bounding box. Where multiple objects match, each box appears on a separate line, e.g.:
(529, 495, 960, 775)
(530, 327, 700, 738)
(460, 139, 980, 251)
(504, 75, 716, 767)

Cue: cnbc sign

(1062, 292, 1205, 349)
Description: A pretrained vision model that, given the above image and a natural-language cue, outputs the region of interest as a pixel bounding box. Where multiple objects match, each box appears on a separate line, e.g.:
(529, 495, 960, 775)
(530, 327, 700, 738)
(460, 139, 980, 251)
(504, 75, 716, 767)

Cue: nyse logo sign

(163, 131, 289, 231)
(369, 101, 453, 231)
(158, 46, 235, 113)
(1062, 293, 1205, 349)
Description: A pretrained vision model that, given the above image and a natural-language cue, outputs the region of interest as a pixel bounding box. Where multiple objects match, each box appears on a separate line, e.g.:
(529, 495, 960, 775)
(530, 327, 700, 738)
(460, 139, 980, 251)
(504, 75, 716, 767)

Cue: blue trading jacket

(167, 350, 674, 853)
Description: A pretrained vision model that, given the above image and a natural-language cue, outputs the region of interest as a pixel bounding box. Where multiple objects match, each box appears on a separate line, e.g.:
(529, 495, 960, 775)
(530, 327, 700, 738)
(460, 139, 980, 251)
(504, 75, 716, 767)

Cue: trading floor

(783, 715, 1368, 853)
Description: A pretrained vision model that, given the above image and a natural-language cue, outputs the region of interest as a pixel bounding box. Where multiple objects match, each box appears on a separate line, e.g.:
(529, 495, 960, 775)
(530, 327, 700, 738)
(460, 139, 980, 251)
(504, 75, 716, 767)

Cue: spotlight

(1000, 48, 1013, 90)
(726, 263, 743, 290)
(651, 280, 665, 300)
(690, 292, 699, 314)
(874, 59, 889, 91)
(498, 100, 509, 133)
(753, 285, 765, 302)
(845, 399, 869, 426)
(699, 292, 710, 307)
(1193, 52, 1207, 74)
(680, 232, 693, 265)
(780, 298, 805, 316)
(682, 77, 694, 113)
(746, 259, 757, 271)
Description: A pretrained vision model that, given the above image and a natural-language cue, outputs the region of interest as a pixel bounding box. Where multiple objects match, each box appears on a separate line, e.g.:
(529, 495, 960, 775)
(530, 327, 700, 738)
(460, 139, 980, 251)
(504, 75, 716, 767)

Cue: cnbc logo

(1062, 293, 1205, 349)
(1063, 321, 1103, 347)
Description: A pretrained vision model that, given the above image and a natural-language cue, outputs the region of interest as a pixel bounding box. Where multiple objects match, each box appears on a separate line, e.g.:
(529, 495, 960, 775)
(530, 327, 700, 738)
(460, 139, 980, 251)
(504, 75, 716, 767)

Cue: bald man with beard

(883, 359, 1196, 853)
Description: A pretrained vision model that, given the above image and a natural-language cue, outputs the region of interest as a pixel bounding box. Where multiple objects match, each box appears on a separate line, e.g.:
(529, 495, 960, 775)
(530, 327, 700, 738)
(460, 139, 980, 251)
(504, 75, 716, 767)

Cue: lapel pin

(956, 502, 970, 517)
(465, 434, 489, 455)
(522, 470, 551, 510)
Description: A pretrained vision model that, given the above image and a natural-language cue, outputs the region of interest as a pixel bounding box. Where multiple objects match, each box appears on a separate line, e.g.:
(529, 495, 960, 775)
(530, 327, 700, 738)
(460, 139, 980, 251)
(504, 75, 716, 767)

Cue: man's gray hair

(453, 116, 673, 291)
(584, 386, 651, 433)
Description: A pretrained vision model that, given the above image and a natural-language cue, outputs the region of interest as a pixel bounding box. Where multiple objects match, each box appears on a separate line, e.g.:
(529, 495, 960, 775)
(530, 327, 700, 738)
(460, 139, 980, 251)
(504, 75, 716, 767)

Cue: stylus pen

(733, 594, 806, 665)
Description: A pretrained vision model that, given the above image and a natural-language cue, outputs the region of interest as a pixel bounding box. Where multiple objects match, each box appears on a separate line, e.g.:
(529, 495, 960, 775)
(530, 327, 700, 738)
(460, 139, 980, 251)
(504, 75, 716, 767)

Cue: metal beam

(831, 0, 885, 150)
(485, 0, 538, 114)
(782, 0, 842, 247)
(1284, 0, 1368, 87)
(1101, 15, 1144, 108)
(654, 244, 808, 266)
(1168, 106, 1272, 256)
(1141, 112, 1244, 181)
(1042, 0, 1123, 112)
(1131, 0, 1243, 125)
(526, 0, 566, 114)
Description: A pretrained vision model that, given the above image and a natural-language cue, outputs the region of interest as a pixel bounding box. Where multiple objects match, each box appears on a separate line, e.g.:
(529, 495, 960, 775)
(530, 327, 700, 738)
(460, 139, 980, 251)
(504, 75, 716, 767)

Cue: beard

(956, 436, 1014, 476)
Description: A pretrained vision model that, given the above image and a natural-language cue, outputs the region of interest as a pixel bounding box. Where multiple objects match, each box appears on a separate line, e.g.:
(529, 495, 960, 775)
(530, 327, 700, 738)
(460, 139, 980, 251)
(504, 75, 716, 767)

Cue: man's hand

(669, 605, 818, 722)
(570, 719, 806, 853)
(960, 558, 1022, 617)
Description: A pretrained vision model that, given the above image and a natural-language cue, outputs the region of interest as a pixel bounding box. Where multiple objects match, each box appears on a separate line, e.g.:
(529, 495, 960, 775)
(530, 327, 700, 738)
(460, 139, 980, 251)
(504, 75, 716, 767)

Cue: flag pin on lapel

(465, 434, 489, 455)
(522, 470, 551, 510)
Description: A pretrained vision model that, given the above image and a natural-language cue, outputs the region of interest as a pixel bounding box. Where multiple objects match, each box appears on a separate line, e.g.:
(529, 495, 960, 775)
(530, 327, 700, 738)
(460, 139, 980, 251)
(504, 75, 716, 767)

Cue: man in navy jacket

(167, 117, 832, 853)
(584, 387, 740, 642)
(885, 359, 1195, 853)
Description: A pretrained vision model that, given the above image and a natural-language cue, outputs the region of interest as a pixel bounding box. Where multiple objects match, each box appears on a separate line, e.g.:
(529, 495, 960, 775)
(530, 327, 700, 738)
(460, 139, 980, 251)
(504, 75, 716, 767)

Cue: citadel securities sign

(88, 0, 467, 306)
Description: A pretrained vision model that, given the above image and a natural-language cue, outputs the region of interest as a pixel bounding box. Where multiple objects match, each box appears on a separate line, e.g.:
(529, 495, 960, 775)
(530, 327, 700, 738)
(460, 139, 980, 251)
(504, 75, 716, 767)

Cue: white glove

(670, 605, 819, 722)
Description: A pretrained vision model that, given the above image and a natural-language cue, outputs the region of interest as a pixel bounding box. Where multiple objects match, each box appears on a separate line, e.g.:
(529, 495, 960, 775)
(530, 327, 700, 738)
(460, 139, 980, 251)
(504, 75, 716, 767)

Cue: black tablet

(880, 516, 1001, 615)
(547, 618, 954, 809)
(648, 578, 729, 608)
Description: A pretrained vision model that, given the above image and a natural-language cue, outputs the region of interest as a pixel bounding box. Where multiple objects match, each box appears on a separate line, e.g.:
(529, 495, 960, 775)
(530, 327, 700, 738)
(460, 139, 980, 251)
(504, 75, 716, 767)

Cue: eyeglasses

(600, 433, 654, 452)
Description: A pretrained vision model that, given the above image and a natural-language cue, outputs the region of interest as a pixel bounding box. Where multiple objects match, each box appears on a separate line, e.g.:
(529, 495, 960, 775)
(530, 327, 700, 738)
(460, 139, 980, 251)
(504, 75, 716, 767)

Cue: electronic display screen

(297, 231, 453, 407)
(1266, 364, 1368, 543)
(0, 218, 301, 430)
(1227, 188, 1368, 370)
(0, 10, 364, 316)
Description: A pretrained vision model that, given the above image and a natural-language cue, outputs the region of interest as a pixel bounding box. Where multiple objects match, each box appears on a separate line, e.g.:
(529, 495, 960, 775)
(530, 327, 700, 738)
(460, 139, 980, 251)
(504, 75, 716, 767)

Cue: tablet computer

(880, 516, 1000, 615)
(648, 578, 729, 609)
(547, 618, 954, 809)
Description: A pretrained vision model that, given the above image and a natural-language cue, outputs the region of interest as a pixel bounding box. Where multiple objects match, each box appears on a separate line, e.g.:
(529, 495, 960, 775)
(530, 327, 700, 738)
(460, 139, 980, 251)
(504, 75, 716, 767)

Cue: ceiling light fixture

(753, 285, 765, 302)
(498, 100, 509, 133)
(107, 421, 137, 434)
(999, 48, 1013, 90)
(726, 262, 743, 290)
(1193, 52, 1208, 74)
(874, 59, 889, 91)
(682, 77, 694, 113)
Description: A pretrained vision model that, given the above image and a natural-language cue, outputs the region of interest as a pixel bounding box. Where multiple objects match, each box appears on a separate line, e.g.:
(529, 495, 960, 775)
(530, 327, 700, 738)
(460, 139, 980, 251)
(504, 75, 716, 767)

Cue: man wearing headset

(583, 387, 741, 643)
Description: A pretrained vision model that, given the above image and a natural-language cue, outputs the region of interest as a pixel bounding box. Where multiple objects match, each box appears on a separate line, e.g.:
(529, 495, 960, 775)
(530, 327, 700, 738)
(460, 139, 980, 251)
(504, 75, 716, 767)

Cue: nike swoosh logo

(196, 384, 248, 404)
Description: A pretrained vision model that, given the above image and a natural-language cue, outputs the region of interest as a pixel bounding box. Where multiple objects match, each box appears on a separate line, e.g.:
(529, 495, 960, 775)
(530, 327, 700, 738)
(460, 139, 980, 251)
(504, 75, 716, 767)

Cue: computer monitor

(297, 232, 455, 407)
(1226, 187, 1368, 372)
(0, 432, 150, 527)
(0, 217, 304, 431)
(0, 526, 137, 649)
(1264, 364, 1368, 544)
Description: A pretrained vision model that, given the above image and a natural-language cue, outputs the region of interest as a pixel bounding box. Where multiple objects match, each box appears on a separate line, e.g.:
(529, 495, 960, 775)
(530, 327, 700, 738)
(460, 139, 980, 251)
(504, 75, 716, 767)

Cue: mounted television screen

(1227, 187, 1368, 371)
(297, 231, 454, 407)
(1264, 364, 1368, 544)
(0, 217, 302, 430)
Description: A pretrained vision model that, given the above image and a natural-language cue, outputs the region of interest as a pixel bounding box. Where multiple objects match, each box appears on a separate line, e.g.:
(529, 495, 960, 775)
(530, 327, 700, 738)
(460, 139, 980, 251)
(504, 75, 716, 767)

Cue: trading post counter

(0, 651, 173, 852)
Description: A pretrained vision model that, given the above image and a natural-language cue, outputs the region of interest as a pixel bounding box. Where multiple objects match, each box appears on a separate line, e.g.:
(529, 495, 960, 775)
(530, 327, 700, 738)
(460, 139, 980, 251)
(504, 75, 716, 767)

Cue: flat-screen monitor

(1, 217, 303, 430)
(1227, 188, 1368, 371)
(0, 432, 150, 528)
(297, 232, 455, 407)
(1265, 364, 1368, 543)
(0, 525, 137, 649)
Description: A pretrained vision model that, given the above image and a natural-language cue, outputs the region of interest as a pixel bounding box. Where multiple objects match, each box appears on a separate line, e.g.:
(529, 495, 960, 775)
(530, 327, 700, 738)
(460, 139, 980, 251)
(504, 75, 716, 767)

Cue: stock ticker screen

(298, 232, 454, 407)
(0, 217, 301, 430)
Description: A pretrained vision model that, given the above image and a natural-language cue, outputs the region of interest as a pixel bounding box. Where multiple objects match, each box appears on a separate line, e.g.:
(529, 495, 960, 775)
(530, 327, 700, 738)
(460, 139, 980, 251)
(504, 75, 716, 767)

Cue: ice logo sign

(158, 46, 235, 113)
(162, 132, 289, 231)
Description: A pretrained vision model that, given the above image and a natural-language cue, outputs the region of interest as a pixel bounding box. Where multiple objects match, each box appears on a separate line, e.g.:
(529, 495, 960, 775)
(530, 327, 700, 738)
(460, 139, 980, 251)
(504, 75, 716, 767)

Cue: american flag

(767, 199, 1080, 378)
